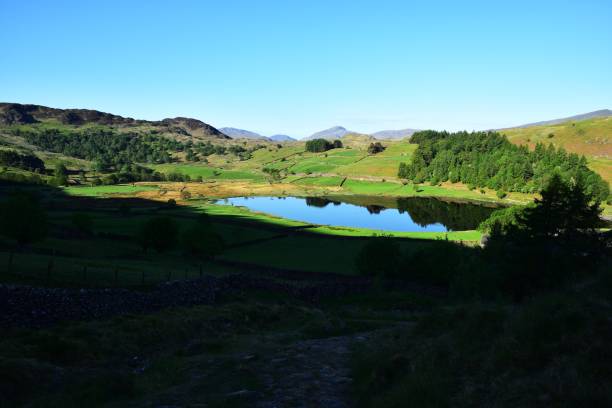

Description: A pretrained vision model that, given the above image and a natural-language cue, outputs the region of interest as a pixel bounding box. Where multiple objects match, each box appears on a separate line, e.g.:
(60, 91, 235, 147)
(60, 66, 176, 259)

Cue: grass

(0, 299, 374, 407)
(351, 287, 612, 407)
(151, 164, 265, 181)
(502, 116, 612, 184)
(63, 184, 159, 196)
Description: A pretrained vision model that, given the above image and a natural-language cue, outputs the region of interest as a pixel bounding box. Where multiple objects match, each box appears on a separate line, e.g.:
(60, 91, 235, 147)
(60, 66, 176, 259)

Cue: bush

(496, 190, 507, 199)
(367, 142, 386, 154)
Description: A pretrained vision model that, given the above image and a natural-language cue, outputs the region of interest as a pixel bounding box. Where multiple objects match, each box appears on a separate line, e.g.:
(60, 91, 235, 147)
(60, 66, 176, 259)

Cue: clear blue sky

(1, 0, 611, 138)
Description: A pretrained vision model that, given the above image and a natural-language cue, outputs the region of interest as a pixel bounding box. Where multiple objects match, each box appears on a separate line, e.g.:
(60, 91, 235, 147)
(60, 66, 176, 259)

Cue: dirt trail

(254, 332, 375, 408)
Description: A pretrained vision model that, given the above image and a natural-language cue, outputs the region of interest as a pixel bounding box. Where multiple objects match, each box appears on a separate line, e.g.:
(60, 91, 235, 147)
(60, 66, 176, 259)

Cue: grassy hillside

(502, 116, 612, 183)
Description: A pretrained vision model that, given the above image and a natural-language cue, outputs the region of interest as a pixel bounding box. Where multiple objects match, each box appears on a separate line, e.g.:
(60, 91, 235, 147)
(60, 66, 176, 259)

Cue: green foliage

(367, 142, 386, 154)
(263, 167, 282, 182)
(398, 130, 610, 201)
(136, 217, 179, 253)
(0, 192, 48, 246)
(485, 174, 606, 299)
(305, 138, 342, 153)
(477, 205, 525, 233)
(0, 150, 45, 172)
(53, 162, 69, 186)
(15, 126, 178, 167)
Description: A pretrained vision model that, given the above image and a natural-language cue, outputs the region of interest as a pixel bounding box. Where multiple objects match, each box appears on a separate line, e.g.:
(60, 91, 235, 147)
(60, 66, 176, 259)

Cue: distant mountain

(219, 127, 270, 140)
(269, 134, 296, 142)
(371, 128, 418, 140)
(0, 102, 229, 140)
(512, 110, 612, 129)
(303, 126, 351, 140)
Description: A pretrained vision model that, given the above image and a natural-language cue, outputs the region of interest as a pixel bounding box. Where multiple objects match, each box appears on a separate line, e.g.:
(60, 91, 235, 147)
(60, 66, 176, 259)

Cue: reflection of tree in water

(305, 197, 341, 208)
(396, 198, 497, 231)
(366, 205, 386, 214)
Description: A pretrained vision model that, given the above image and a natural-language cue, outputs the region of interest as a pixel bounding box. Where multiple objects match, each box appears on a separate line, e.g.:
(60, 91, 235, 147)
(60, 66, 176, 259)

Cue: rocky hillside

(0, 103, 229, 141)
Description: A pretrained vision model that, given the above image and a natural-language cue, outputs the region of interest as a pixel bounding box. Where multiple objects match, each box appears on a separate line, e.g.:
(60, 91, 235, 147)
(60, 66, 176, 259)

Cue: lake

(216, 196, 499, 232)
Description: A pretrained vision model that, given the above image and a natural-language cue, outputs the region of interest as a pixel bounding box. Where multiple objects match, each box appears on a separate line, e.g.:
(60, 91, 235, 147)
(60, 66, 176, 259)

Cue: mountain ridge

(0, 102, 229, 140)
(509, 109, 612, 129)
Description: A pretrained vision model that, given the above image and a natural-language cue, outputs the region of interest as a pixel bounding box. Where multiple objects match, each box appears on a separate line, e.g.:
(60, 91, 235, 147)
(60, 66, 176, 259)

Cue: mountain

(502, 114, 612, 184)
(219, 127, 270, 140)
(371, 129, 418, 140)
(0, 102, 229, 140)
(269, 134, 296, 142)
(303, 126, 351, 140)
(512, 109, 612, 129)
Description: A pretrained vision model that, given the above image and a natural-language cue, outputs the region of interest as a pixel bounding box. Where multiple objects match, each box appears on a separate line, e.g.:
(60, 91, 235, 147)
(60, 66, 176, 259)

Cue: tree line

(9, 126, 264, 170)
(305, 138, 343, 153)
(398, 130, 610, 202)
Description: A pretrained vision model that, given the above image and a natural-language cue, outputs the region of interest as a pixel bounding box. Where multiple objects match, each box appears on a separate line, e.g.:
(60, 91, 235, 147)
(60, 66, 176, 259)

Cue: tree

(367, 142, 385, 154)
(485, 174, 606, 298)
(181, 214, 225, 258)
(53, 162, 69, 186)
(305, 138, 340, 153)
(136, 217, 179, 253)
(0, 192, 48, 247)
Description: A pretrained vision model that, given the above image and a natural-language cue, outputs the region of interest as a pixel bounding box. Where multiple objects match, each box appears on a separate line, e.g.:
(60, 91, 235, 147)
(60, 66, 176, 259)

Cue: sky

(1, 0, 611, 138)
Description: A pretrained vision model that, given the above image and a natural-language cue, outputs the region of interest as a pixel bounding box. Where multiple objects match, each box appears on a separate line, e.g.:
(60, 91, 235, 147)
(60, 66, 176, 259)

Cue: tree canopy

(398, 130, 609, 201)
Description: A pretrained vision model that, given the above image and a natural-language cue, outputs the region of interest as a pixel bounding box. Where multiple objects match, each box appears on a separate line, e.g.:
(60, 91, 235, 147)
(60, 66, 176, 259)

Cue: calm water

(216, 196, 498, 232)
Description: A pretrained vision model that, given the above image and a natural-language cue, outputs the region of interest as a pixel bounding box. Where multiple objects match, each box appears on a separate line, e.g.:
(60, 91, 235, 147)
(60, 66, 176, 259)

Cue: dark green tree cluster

(15, 127, 181, 168)
(367, 142, 385, 154)
(484, 174, 607, 298)
(305, 138, 342, 153)
(0, 150, 45, 172)
(398, 130, 609, 201)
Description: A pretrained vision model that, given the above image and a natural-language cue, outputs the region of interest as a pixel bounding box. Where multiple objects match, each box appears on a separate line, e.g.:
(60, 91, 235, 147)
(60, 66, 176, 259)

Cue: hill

(510, 109, 612, 128)
(502, 115, 612, 183)
(0, 103, 229, 142)
(219, 127, 270, 140)
(303, 126, 351, 140)
(371, 128, 418, 140)
(269, 134, 296, 142)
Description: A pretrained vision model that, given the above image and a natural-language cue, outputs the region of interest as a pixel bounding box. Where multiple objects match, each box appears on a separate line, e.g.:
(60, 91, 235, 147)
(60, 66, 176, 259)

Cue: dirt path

(254, 332, 373, 408)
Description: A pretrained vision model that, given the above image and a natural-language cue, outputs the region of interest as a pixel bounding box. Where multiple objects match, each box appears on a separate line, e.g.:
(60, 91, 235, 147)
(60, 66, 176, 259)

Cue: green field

(151, 164, 265, 181)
